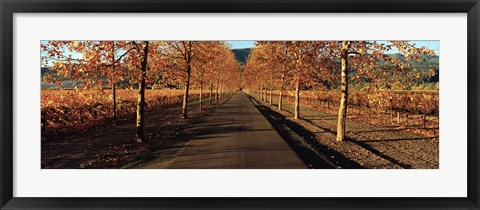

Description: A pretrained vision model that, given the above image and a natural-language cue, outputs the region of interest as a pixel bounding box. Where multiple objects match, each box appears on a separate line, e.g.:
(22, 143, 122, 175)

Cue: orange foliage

(41, 89, 208, 133)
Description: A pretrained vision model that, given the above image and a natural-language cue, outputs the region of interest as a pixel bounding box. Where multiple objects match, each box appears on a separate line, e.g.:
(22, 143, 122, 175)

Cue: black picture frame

(1, 0, 479, 209)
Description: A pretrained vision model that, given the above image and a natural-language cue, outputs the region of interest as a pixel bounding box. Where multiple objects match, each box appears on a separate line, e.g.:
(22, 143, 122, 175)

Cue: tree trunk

(135, 41, 149, 143)
(278, 72, 285, 110)
(112, 83, 116, 122)
(258, 84, 261, 99)
(199, 82, 203, 109)
(209, 82, 213, 105)
(220, 83, 223, 99)
(423, 114, 427, 129)
(269, 74, 273, 105)
(260, 85, 263, 101)
(294, 79, 300, 119)
(390, 110, 394, 123)
(111, 42, 117, 122)
(263, 86, 266, 101)
(397, 111, 401, 124)
(182, 63, 191, 119)
(336, 41, 350, 142)
(260, 85, 263, 100)
(269, 88, 272, 105)
(215, 80, 219, 103)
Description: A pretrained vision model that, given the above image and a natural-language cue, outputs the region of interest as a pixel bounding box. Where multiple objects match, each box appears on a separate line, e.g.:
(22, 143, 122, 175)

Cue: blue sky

(227, 41, 256, 49)
(380, 41, 439, 55)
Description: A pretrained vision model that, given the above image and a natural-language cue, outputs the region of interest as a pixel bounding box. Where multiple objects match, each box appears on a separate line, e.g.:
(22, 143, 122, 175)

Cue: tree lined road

(41, 40, 438, 169)
(165, 91, 307, 169)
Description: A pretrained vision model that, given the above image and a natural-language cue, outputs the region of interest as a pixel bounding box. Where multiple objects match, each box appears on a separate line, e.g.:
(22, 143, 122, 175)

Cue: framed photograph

(1, 0, 479, 209)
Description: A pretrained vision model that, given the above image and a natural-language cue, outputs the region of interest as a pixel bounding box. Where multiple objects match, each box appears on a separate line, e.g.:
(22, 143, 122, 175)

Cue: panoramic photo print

(41, 41, 439, 169)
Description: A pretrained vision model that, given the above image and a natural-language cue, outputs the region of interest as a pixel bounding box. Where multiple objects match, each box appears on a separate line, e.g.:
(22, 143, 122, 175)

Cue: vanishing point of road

(164, 91, 307, 169)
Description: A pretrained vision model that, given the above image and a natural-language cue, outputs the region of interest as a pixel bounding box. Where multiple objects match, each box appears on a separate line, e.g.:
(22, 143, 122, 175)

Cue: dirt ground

(41, 97, 230, 169)
(249, 95, 439, 169)
(42, 92, 439, 169)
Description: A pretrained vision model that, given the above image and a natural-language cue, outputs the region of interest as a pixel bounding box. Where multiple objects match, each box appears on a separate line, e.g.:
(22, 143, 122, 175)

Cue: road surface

(165, 91, 307, 169)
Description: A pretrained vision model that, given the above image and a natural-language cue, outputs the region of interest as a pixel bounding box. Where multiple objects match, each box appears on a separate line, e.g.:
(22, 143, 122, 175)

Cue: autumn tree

(333, 41, 436, 141)
(121, 41, 166, 142)
(284, 41, 321, 119)
(241, 40, 436, 143)
(41, 41, 135, 122)
(277, 42, 290, 111)
(164, 41, 197, 118)
(134, 41, 149, 142)
(211, 44, 241, 102)
(220, 48, 242, 94)
(192, 42, 226, 108)
(243, 52, 262, 99)
(41, 40, 167, 143)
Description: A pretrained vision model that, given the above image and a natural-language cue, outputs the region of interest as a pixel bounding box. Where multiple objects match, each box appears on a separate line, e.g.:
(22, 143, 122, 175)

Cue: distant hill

(231, 48, 251, 65)
(386, 53, 439, 66)
(345, 53, 439, 90)
(385, 53, 439, 83)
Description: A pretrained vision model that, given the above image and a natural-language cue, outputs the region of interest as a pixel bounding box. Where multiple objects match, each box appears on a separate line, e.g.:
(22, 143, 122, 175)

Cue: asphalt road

(166, 91, 307, 169)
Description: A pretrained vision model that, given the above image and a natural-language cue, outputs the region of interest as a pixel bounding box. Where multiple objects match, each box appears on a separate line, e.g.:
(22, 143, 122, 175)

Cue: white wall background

(13, 13, 467, 197)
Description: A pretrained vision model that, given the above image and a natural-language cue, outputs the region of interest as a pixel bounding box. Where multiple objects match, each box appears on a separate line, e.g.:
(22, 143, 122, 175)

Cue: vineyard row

(41, 89, 229, 133)
(255, 89, 439, 116)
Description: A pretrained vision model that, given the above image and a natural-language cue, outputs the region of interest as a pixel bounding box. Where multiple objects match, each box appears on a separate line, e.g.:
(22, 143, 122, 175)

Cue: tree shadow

(248, 96, 363, 169)
(301, 118, 423, 169)
(255, 97, 438, 169)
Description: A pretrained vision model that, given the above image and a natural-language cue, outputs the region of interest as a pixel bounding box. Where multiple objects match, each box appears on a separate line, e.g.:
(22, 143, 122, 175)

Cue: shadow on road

(247, 95, 363, 169)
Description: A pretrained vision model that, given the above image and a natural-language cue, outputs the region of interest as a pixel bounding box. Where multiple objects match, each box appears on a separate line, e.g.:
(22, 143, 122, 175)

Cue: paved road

(166, 91, 307, 169)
